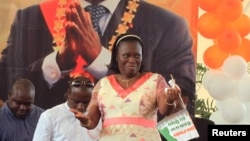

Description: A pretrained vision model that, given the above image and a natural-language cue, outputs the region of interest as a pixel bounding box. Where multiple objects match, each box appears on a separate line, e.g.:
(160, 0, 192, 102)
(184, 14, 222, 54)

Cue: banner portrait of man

(0, 0, 197, 120)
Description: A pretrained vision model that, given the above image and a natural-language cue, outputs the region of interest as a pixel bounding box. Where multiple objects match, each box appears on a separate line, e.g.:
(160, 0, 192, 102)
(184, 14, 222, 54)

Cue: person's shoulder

(150, 72, 164, 78)
(36, 103, 65, 120)
(0, 99, 4, 108)
(0, 105, 11, 125)
(18, 3, 40, 13)
(0, 107, 2, 113)
(103, 74, 114, 80)
(44, 103, 65, 112)
(0, 106, 5, 116)
(32, 105, 45, 113)
(0, 104, 8, 115)
(140, 0, 183, 19)
(14, 3, 41, 20)
(142, 72, 165, 81)
(46, 103, 64, 112)
(142, 72, 160, 76)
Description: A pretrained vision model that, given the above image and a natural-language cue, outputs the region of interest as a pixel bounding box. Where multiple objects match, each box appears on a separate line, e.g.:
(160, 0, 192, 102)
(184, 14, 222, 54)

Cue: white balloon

(235, 119, 250, 125)
(243, 102, 250, 123)
(220, 97, 247, 123)
(215, 100, 222, 110)
(202, 69, 221, 90)
(209, 111, 230, 125)
(206, 72, 235, 100)
(210, 110, 250, 125)
(222, 55, 247, 79)
(237, 76, 250, 102)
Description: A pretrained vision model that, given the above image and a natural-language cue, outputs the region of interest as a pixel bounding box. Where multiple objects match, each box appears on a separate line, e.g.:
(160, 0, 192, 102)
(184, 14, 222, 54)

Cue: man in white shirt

(33, 76, 101, 141)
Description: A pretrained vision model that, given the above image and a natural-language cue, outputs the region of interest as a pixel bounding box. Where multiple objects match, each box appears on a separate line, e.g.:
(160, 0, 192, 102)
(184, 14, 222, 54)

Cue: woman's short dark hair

(107, 33, 144, 74)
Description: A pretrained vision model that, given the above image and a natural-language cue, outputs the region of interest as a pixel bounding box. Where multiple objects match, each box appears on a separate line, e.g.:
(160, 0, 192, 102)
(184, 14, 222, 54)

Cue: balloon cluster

(197, 0, 250, 124)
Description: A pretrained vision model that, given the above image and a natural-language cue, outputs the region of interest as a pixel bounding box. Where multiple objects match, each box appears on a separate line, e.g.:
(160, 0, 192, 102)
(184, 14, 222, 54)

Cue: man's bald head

(11, 79, 35, 98)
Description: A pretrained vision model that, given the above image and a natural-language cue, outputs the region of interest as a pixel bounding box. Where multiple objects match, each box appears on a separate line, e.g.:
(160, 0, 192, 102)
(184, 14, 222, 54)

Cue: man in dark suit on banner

(0, 0, 196, 120)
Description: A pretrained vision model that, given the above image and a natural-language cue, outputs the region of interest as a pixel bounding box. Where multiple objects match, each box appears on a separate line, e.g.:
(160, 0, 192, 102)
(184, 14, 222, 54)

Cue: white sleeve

(85, 47, 111, 79)
(42, 51, 61, 86)
(32, 112, 53, 141)
(42, 47, 111, 85)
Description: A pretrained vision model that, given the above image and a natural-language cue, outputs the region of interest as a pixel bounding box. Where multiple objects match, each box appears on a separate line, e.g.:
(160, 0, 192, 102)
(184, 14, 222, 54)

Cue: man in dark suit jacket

(0, 0, 195, 114)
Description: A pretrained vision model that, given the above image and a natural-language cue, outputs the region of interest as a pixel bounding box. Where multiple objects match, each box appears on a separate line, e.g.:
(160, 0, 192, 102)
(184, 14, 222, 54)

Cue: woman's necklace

(119, 73, 139, 87)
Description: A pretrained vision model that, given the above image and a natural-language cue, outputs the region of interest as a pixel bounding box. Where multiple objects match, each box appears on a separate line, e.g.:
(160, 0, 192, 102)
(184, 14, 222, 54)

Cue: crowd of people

(0, 0, 214, 141)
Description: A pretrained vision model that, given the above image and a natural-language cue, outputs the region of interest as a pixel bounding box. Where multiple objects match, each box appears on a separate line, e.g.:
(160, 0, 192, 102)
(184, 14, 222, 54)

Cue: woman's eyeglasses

(70, 80, 94, 88)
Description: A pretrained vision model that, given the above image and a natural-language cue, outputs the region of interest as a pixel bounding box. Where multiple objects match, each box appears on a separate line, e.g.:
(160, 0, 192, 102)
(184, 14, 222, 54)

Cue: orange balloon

(197, 12, 225, 38)
(232, 38, 250, 61)
(203, 45, 229, 69)
(216, 0, 242, 22)
(197, 0, 219, 12)
(216, 29, 242, 53)
(226, 14, 250, 37)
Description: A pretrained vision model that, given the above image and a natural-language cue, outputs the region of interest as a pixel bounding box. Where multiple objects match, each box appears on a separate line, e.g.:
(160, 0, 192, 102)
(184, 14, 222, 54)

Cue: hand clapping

(57, 1, 102, 69)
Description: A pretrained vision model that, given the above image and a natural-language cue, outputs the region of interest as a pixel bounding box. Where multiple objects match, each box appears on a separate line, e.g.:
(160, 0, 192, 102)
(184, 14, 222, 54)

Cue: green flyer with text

(157, 109, 199, 141)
